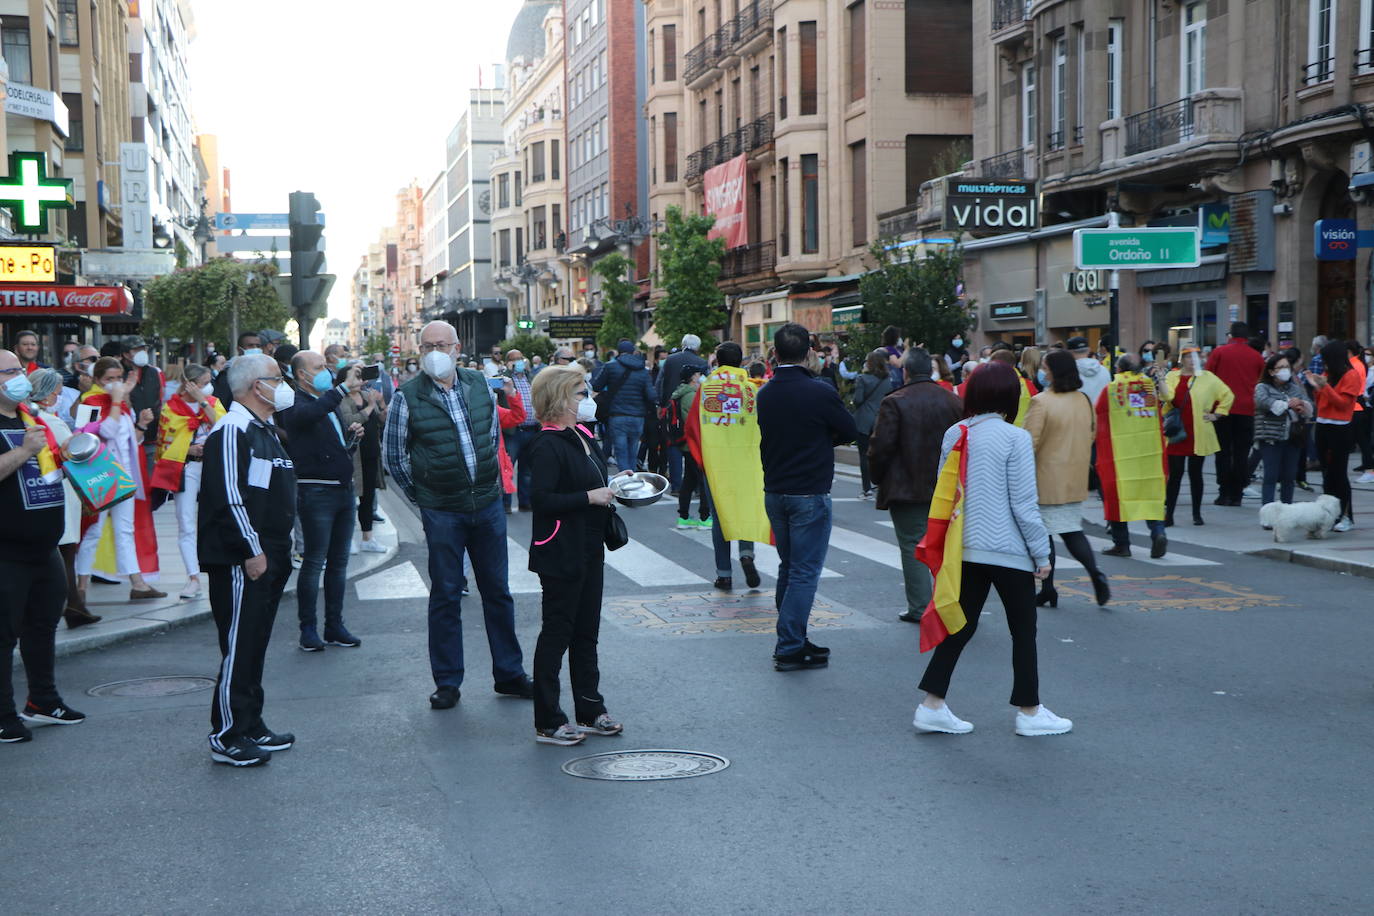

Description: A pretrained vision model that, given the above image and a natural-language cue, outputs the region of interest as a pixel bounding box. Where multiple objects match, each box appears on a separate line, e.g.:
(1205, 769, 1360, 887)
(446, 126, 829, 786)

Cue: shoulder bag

(574, 426, 628, 550)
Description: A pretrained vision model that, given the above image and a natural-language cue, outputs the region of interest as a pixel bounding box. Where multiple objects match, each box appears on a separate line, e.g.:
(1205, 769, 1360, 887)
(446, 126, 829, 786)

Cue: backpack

(662, 400, 688, 448)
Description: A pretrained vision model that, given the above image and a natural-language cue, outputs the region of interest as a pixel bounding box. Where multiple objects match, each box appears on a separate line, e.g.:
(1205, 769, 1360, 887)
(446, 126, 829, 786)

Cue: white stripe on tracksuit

(209, 565, 246, 751)
(222, 417, 262, 557)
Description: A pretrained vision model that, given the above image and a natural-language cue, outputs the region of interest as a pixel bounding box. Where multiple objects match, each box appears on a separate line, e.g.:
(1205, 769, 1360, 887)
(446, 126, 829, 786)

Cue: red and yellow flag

(17, 402, 63, 482)
(915, 424, 969, 652)
(1095, 372, 1167, 523)
(686, 366, 772, 543)
(151, 393, 224, 491)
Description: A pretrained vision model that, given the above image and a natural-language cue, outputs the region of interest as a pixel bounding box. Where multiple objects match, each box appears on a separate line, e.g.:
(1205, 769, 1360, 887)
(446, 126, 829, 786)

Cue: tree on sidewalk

(850, 240, 974, 356)
(143, 258, 288, 355)
(495, 331, 555, 361)
(361, 332, 392, 358)
(594, 251, 639, 351)
(652, 206, 725, 351)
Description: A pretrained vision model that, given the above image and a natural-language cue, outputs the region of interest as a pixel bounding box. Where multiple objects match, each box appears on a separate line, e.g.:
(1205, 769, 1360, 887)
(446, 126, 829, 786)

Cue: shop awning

(790, 288, 835, 300)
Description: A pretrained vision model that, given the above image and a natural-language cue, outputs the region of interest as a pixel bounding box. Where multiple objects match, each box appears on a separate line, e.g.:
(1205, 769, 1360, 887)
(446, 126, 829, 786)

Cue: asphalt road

(5, 481, 1374, 914)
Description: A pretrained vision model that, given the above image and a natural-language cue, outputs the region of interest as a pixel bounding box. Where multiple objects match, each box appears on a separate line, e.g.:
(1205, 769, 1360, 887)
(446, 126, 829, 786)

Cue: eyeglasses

(419, 342, 456, 353)
(0, 367, 21, 377)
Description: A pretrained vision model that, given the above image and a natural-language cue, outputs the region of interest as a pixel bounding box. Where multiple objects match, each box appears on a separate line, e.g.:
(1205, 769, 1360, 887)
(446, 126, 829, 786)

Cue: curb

(1248, 546, 1374, 580)
(49, 491, 405, 658)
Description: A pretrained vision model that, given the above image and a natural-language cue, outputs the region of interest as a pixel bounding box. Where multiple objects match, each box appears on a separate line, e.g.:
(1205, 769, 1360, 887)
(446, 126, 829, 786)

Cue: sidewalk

(49, 490, 403, 657)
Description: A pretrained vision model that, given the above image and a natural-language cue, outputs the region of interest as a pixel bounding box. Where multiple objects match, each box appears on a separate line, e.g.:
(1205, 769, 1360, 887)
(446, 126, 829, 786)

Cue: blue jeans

(704, 479, 753, 577)
(420, 498, 526, 689)
(1260, 440, 1300, 505)
(607, 415, 643, 472)
(667, 444, 684, 490)
(1108, 518, 1166, 549)
(504, 425, 537, 509)
(297, 483, 355, 631)
(764, 493, 833, 656)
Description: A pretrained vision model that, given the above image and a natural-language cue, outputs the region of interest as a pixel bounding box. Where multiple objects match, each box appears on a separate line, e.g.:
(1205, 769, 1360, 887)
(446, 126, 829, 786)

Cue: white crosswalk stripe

(355, 561, 429, 600)
(604, 539, 708, 585)
(670, 530, 843, 579)
(503, 539, 546, 594)
(826, 526, 906, 570)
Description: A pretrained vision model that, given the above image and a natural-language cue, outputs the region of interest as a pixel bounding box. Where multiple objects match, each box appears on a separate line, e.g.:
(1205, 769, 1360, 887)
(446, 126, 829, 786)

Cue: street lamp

(511, 259, 541, 330)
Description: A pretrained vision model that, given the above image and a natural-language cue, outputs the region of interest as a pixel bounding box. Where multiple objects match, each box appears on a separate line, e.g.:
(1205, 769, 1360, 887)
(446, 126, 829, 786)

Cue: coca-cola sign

(0, 284, 131, 316)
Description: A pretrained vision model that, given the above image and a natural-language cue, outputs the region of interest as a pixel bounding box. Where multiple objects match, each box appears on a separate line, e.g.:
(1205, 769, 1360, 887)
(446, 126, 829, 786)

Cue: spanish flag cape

(16, 402, 63, 483)
(151, 393, 225, 492)
(77, 383, 159, 578)
(686, 365, 772, 543)
(1094, 371, 1167, 523)
(915, 424, 969, 652)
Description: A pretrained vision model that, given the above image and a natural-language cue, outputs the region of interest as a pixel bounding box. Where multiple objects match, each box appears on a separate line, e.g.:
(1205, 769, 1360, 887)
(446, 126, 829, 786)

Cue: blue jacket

(278, 385, 354, 485)
(758, 366, 858, 494)
(593, 353, 656, 418)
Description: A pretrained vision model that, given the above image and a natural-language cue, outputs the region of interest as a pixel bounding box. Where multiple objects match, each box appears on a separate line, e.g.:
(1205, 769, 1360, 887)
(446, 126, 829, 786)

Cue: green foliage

(850, 240, 974, 357)
(495, 332, 555, 362)
(593, 252, 639, 351)
(142, 258, 288, 352)
(361, 332, 392, 358)
(652, 206, 725, 351)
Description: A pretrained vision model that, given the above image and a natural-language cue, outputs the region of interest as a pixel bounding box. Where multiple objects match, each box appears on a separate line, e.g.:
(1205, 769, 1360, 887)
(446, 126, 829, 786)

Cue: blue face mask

(242, 347, 262, 356)
(3, 373, 32, 402)
(1036, 369, 1047, 388)
(336, 358, 348, 370)
(513, 359, 527, 373)
(1142, 351, 1154, 363)
(313, 369, 335, 393)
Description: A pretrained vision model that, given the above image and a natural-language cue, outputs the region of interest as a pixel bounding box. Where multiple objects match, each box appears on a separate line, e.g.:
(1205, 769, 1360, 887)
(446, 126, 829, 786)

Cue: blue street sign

(215, 212, 326, 231)
(1315, 219, 1357, 261)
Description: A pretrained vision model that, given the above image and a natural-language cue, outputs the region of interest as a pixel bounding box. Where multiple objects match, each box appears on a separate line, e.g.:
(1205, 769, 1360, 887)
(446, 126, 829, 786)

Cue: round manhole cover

(561, 749, 730, 781)
(87, 676, 216, 698)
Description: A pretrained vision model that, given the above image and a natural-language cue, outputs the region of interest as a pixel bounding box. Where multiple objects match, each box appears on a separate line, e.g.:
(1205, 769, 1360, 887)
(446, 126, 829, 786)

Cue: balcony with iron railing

(980, 149, 1026, 180)
(1093, 89, 1242, 171)
(720, 240, 776, 281)
(991, 0, 1031, 35)
(685, 114, 775, 181)
(1123, 97, 1195, 156)
(733, 0, 773, 54)
(683, 26, 729, 86)
(683, 1, 773, 85)
(1303, 57, 1335, 86)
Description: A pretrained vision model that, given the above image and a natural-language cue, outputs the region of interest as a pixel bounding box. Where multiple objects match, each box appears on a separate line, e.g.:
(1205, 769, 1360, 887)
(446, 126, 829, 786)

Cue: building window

(499, 228, 511, 267)
(664, 111, 679, 182)
(663, 24, 677, 81)
(848, 1, 865, 103)
(1074, 25, 1085, 143)
(2, 18, 33, 85)
(1306, 0, 1336, 84)
(58, 0, 78, 46)
(1049, 36, 1066, 150)
(515, 170, 522, 207)
(551, 139, 560, 180)
(1181, 1, 1207, 98)
(801, 153, 819, 254)
(1021, 62, 1036, 149)
(1107, 19, 1123, 119)
(799, 21, 818, 116)
(531, 141, 546, 183)
(1359, 0, 1374, 71)
(904, 0, 972, 95)
(649, 27, 655, 83)
(749, 65, 761, 121)
(850, 142, 867, 247)
(777, 26, 787, 119)
(731, 77, 741, 130)
(780, 157, 790, 256)
(62, 92, 82, 151)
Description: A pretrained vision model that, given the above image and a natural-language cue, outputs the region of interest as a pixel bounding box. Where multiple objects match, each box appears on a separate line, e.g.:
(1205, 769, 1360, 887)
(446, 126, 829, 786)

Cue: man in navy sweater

(280, 350, 364, 652)
(757, 323, 858, 672)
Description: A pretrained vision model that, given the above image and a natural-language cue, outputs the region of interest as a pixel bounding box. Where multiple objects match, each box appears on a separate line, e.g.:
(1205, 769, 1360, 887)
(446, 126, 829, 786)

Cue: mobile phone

(361, 365, 380, 381)
(487, 376, 505, 390)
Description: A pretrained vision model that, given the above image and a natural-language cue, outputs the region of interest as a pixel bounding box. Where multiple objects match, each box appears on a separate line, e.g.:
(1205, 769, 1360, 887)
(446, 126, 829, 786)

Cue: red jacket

(1204, 340, 1265, 415)
(1316, 366, 1364, 423)
(497, 390, 526, 495)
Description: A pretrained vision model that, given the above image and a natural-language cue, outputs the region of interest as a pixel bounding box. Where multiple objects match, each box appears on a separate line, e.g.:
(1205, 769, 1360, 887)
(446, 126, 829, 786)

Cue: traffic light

(516, 318, 536, 331)
(288, 191, 331, 346)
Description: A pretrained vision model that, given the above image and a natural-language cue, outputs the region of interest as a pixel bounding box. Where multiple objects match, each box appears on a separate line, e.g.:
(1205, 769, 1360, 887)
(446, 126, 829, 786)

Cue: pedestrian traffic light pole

(1108, 210, 1121, 363)
(511, 260, 542, 335)
(288, 191, 327, 349)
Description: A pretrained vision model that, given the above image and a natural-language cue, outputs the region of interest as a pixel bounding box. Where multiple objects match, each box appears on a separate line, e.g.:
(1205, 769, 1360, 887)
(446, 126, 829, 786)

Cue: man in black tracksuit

(198, 355, 298, 767)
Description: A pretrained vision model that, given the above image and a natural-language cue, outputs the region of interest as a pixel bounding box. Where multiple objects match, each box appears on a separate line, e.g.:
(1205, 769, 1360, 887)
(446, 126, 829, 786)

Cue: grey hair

(1116, 353, 1142, 375)
(681, 333, 701, 351)
(902, 347, 932, 380)
(27, 367, 63, 403)
(227, 353, 277, 395)
(1312, 334, 1328, 349)
(183, 363, 210, 385)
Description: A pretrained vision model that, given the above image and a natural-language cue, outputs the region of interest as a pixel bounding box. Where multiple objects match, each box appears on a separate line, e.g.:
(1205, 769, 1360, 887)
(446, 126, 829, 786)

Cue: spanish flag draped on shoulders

(151, 391, 226, 491)
(1094, 370, 1167, 523)
(77, 381, 160, 578)
(915, 424, 969, 652)
(16, 401, 64, 483)
(685, 364, 772, 542)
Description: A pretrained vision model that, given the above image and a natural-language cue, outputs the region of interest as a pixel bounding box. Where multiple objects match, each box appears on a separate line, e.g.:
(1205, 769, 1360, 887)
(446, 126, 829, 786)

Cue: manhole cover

(86, 676, 216, 698)
(561, 749, 730, 781)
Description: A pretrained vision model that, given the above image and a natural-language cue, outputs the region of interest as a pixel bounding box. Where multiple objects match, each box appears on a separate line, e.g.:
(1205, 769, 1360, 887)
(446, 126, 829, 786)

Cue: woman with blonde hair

(1161, 347, 1234, 527)
(1019, 347, 1043, 393)
(524, 366, 625, 746)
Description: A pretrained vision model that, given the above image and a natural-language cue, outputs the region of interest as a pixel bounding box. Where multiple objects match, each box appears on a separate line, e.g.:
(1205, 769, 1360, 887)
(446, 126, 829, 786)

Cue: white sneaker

(1242, 486, 1262, 500)
(913, 703, 973, 734)
(1015, 705, 1073, 736)
(360, 539, 387, 554)
(349, 541, 359, 555)
(1358, 472, 1374, 484)
(1334, 518, 1354, 533)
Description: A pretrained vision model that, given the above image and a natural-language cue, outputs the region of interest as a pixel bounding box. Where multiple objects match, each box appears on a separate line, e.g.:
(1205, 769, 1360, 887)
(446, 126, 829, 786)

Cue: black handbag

(1162, 407, 1187, 444)
(604, 505, 629, 551)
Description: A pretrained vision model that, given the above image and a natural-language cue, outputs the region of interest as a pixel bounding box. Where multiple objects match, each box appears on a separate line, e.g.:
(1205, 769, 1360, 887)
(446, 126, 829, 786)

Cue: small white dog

(1259, 495, 1343, 542)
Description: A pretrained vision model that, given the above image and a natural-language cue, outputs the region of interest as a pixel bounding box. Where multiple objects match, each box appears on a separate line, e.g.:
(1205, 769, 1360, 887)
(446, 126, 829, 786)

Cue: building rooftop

(506, 0, 559, 64)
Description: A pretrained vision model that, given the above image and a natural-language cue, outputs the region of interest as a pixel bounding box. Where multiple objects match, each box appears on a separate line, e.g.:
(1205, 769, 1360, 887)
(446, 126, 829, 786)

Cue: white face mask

(131, 350, 150, 367)
(200, 383, 214, 397)
(422, 350, 455, 380)
(260, 378, 294, 411)
(1275, 368, 1292, 383)
(576, 396, 598, 423)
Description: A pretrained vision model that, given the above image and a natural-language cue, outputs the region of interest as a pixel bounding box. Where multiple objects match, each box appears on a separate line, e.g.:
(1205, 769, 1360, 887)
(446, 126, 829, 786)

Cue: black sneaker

(0, 717, 32, 743)
(299, 626, 325, 652)
(494, 675, 535, 699)
(1150, 533, 1168, 559)
(430, 685, 461, 709)
(804, 639, 830, 658)
(713, 576, 733, 590)
(247, 725, 295, 752)
(774, 648, 829, 672)
(740, 556, 761, 589)
(20, 699, 86, 726)
(1101, 545, 1131, 558)
(210, 736, 271, 767)
(323, 626, 361, 648)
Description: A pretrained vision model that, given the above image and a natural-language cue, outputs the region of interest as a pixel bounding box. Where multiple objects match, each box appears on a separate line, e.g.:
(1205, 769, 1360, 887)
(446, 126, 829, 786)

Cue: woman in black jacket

(525, 366, 624, 746)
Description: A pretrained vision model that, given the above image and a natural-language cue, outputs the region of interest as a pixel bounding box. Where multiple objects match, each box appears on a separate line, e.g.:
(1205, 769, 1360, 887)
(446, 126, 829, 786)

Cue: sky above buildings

(187, 0, 524, 323)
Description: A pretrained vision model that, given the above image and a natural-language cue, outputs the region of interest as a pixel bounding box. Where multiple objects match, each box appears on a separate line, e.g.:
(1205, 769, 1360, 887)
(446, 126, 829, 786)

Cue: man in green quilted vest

(382, 321, 533, 710)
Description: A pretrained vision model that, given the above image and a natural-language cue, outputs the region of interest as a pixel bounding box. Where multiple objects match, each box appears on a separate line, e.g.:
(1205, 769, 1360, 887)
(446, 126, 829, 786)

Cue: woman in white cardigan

(914, 361, 1073, 738)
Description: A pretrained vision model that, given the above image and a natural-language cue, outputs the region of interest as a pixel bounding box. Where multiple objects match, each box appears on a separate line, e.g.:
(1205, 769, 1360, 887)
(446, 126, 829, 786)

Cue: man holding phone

(280, 350, 365, 652)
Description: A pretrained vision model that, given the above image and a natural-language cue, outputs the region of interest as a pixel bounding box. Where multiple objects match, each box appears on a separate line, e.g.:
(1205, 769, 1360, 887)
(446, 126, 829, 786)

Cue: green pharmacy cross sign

(0, 152, 74, 235)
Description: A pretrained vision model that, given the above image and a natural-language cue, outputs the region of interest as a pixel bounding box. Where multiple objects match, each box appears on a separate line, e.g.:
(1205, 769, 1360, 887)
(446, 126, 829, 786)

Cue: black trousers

(678, 453, 710, 520)
(534, 557, 608, 731)
(1166, 454, 1206, 520)
(205, 542, 291, 750)
(1213, 414, 1254, 502)
(1316, 422, 1355, 520)
(918, 562, 1039, 708)
(1355, 407, 1374, 469)
(1040, 531, 1103, 591)
(357, 440, 381, 533)
(0, 551, 66, 720)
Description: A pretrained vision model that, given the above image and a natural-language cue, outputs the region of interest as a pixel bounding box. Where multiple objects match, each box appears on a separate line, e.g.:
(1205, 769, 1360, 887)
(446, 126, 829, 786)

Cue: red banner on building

(703, 154, 748, 250)
(0, 285, 133, 316)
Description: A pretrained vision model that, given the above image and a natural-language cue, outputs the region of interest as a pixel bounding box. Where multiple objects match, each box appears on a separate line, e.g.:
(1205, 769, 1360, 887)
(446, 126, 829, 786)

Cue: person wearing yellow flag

(1096, 353, 1170, 559)
(988, 347, 1035, 427)
(686, 342, 768, 591)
